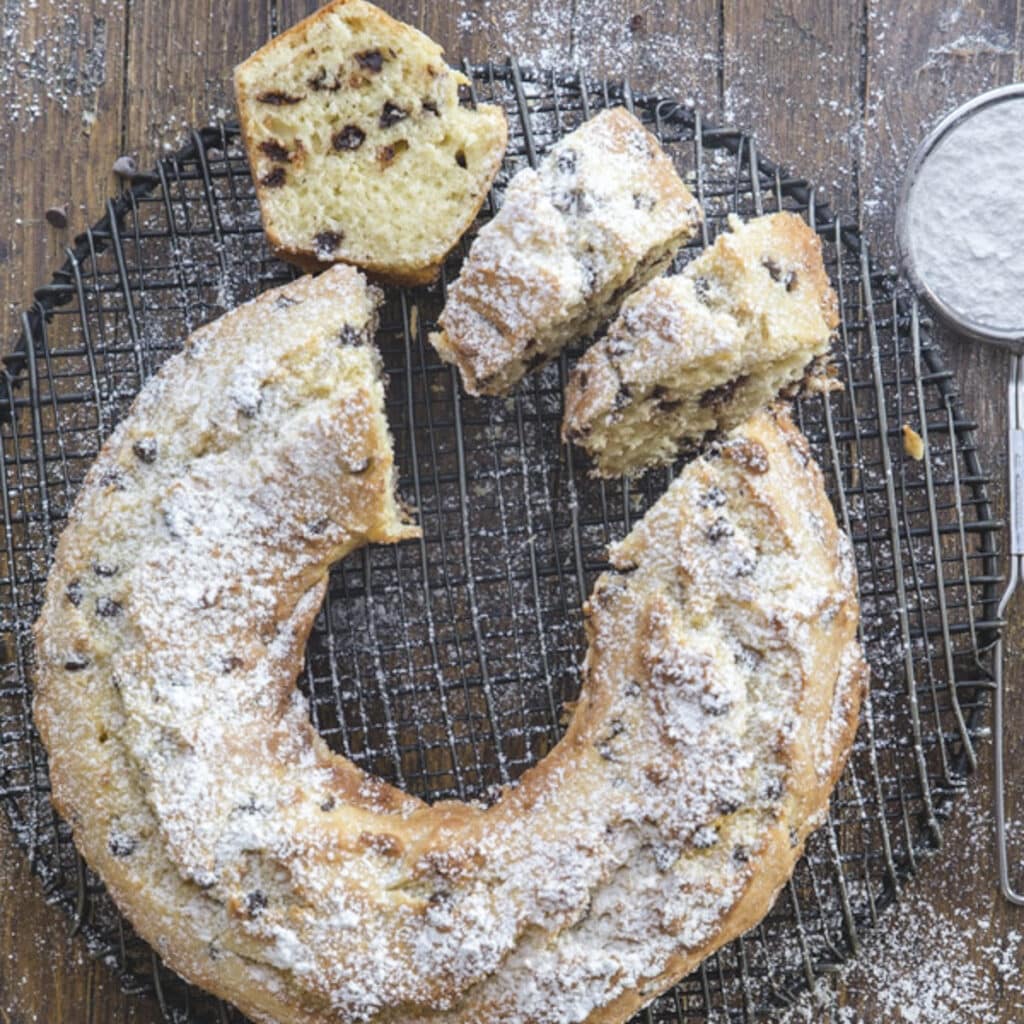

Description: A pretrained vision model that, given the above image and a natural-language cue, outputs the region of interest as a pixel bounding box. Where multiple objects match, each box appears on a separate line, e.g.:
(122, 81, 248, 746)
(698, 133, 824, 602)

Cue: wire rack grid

(0, 61, 1003, 1023)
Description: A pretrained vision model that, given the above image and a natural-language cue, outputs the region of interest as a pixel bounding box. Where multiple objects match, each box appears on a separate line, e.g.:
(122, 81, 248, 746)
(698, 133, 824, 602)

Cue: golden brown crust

(235, 0, 507, 287)
(563, 213, 840, 479)
(34, 363, 863, 1024)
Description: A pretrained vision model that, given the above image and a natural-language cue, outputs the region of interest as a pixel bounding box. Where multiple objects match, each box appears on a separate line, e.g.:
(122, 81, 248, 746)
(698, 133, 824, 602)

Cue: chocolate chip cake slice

(429, 107, 703, 396)
(563, 212, 839, 478)
(235, 0, 507, 286)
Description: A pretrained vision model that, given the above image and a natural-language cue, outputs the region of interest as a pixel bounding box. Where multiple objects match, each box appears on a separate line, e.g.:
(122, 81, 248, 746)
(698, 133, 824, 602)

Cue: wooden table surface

(1, 1, 1022, 1021)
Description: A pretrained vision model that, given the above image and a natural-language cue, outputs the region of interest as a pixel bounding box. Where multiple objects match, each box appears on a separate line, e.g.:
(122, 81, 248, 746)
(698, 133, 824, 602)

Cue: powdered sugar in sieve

(897, 84, 1024, 348)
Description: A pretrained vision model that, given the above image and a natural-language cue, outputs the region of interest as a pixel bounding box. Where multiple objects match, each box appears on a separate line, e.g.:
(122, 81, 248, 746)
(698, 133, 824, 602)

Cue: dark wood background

(0, 1, 1022, 1021)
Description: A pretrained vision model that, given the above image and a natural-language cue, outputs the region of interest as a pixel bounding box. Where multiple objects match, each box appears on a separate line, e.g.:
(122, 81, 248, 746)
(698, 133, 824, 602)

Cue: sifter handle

(995, 351, 1024, 905)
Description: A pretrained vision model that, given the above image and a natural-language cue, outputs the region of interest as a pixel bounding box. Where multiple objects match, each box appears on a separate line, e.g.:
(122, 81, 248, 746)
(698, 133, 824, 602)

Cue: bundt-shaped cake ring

(34, 265, 865, 1024)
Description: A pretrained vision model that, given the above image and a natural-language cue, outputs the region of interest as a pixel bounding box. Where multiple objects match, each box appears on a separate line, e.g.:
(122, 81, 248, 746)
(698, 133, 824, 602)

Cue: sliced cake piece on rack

(562, 212, 839, 478)
(235, 0, 507, 285)
(430, 106, 702, 396)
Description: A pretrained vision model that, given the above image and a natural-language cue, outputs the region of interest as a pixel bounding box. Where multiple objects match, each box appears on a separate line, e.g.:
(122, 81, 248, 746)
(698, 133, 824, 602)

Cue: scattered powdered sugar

(904, 94, 1024, 333)
(779, 785, 1024, 1023)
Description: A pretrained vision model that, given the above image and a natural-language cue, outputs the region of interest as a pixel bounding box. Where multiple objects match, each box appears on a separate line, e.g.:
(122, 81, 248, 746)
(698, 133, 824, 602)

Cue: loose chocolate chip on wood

(256, 90, 303, 105)
(379, 101, 408, 128)
(108, 831, 138, 857)
(92, 561, 119, 577)
(66, 580, 84, 606)
(132, 437, 158, 463)
(64, 653, 90, 672)
(45, 204, 69, 229)
(258, 139, 291, 163)
(314, 230, 344, 256)
(95, 597, 122, 618)
(112, 155, 139, 179)
(355, 49, 384, 72)
(332, 124, 366, 151)
(260, 167, 287, 188)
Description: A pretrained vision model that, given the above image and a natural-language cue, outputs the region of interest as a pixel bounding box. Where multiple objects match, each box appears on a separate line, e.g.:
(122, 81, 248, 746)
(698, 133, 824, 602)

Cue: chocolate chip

(762, 778, 784, 801)
(699, 374, 749, 412)
(308, 66, 343, 91)
(338, 324, 367, 346)
(706, 517, 734, 543)
(95, 597, 122, 619)
(45, 204, 69, 229)
(762, 258, 783, 283)
(422, 99, 440, 116)
(784, 270, 798, 292)
(66, 580, 83, 606)
(234, 394, 261, 419)
(692, 825, 718, 849)
(220, 654, 244, 672)
(92, 561, 119, 577)
(258, 139, 291, 163)
(256, 90, 303, 105)
(455, 149, 467, 168)
(64, 653, 90, 672)
(332, 125, 366, 151)
(651, 385, 682, 414)
(346, 457, 372, 475)
(556, 149, 578, 175)
(457, 83, 472, 104)
(244, 890, 268, 915)
(307, 517, 329, 535)
(112, 155, 139, 179)
(260, 167, 287, 188)
(607, 337, 633, 359)
(698, 486, 727, 509)
(320, 795, 336, 812)
(314, 230, 344, 257)
(108, 831, 138, 857)
(356, 49, 384, 72)
(379, 101, 408, 128)
(717, 796, 741, 815)
(732, 845, 751, 864)
(98, 468, 126, 490)
(132, 437, 157, 463)
(576, 370, 588, 390)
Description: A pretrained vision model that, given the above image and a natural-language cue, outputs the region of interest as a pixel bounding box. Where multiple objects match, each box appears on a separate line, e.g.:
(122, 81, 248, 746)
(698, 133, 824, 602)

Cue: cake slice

(235, 0, 508, 286)
(429, 107, 703, 396)
(562, 212, 839, 477)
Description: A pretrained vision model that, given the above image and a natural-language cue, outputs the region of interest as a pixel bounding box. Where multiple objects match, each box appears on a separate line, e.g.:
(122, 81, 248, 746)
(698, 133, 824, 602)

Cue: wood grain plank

(723, 0, 863, 215)
(121, 0, 272, 150)
(838, 2, 1023, 1021)
(0, 0, 127, 353)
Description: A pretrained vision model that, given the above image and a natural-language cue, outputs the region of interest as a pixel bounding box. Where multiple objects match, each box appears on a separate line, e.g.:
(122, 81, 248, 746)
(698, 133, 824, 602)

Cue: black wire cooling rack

(0, 62, 1003, 1023)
